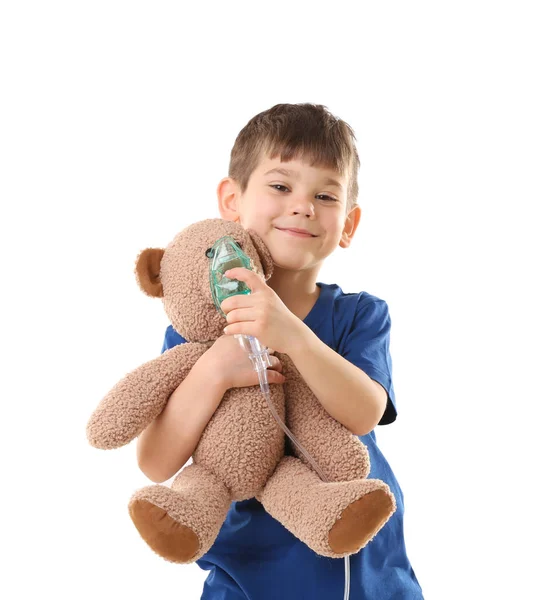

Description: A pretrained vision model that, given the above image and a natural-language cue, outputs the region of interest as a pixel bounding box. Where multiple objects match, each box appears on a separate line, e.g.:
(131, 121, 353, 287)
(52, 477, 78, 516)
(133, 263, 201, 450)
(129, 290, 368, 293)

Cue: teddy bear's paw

(129, 492, 200, 564)
(328, 481, 396, 555)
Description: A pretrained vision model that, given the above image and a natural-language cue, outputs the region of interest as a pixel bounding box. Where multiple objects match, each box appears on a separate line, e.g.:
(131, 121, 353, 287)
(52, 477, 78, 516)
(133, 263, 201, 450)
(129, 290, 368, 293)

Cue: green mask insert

(207, 235, 254, 319)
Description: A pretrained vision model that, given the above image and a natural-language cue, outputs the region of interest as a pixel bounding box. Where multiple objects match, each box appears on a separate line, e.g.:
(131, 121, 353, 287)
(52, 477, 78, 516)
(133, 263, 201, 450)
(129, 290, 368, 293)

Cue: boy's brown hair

(228, 103, 360, 212)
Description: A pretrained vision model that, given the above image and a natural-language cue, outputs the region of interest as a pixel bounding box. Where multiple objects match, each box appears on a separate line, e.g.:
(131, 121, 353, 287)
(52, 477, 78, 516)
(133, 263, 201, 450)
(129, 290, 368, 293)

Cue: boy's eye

(270, 184, 337, 202)
(270, 184, 290, 192)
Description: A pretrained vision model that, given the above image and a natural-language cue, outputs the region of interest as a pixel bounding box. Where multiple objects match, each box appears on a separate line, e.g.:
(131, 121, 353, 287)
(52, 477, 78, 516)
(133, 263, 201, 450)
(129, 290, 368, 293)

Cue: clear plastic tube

(235, 334, 351, 600)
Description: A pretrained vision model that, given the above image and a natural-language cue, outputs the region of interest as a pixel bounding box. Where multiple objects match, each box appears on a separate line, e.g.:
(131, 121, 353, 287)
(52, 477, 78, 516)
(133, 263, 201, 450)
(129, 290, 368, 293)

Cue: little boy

(137, 103, 423, 599)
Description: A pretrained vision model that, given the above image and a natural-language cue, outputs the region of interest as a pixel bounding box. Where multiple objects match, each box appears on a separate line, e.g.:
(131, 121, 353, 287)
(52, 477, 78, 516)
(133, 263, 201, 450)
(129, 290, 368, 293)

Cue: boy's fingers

(269, 356, 282, 371)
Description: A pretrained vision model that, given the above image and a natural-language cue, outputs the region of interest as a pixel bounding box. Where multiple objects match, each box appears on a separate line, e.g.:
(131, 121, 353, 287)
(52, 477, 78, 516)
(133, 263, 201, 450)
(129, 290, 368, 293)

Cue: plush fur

(86, 218, 396, 563)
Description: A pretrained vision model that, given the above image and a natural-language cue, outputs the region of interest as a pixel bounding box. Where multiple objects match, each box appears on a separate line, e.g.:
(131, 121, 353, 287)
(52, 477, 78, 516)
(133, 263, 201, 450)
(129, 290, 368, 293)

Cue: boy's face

(217, 154, 360, 274)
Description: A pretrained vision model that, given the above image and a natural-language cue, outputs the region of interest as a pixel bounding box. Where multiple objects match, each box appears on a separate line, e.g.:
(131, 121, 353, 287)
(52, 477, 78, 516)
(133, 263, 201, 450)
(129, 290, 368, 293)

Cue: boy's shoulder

(313, 283, 390, 347)
(162, 325, 187, 352)
(321, 282, 388, 311)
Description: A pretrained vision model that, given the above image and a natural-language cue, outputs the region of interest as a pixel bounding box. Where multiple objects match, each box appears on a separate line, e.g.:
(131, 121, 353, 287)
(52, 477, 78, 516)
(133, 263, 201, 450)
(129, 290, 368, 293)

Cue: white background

(1, 1, 537, 598)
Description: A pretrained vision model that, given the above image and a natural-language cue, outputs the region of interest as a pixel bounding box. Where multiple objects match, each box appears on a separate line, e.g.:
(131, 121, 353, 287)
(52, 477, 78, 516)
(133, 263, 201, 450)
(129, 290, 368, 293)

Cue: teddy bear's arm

(86, 342, 209, 450)
(278, 352, 371, 481)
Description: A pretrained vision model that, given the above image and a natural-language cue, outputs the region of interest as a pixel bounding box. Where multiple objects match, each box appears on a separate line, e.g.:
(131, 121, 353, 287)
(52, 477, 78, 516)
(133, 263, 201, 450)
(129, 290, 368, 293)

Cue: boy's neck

(266, 266, 321, 321)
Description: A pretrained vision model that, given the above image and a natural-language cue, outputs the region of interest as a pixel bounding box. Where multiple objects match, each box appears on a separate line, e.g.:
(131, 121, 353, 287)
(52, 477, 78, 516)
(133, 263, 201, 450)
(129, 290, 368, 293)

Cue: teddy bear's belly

(193, 385, 286, 501)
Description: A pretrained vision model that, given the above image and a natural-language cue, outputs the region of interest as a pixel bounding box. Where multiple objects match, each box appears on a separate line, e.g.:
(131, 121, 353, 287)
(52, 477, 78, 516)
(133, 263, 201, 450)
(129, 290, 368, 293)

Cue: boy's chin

(269, 254, 314, 272)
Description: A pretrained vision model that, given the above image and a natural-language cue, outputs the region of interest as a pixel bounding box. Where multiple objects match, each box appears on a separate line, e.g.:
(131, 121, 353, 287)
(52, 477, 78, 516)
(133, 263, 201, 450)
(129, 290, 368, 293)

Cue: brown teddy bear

(86, 218, 396, 564)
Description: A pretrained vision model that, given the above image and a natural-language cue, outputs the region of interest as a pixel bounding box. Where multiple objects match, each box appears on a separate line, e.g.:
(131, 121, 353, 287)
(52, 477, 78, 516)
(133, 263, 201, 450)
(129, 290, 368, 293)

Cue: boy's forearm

(137, 358, 227, 483)
(285, 324, 386, 436)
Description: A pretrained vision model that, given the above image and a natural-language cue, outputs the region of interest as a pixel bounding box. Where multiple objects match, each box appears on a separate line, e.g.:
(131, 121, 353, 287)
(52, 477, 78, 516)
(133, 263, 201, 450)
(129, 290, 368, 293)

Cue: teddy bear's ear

(245, 229, 274, 281)
(134, 248, 165, 298)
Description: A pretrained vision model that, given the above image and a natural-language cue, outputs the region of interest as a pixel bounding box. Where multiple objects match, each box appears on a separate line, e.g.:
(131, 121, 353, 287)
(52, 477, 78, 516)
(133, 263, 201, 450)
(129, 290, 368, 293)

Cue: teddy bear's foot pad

(129, 498, 200, 563)
(328, 488, 395, 554)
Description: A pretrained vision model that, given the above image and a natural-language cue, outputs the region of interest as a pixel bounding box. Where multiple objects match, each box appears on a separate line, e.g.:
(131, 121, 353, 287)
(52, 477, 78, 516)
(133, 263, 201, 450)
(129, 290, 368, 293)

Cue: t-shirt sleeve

(341, 299, 397, 425)
(161, 325, 188, 354)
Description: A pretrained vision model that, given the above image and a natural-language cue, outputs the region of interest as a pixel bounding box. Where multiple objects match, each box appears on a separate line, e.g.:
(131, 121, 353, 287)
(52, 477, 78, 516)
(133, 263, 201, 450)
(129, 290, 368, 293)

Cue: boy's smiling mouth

(275, 227, 318, 238)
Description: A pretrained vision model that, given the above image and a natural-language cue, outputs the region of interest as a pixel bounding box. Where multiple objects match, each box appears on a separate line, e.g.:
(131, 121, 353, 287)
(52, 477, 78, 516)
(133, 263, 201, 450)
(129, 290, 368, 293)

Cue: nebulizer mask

(208, 235, 352, 600)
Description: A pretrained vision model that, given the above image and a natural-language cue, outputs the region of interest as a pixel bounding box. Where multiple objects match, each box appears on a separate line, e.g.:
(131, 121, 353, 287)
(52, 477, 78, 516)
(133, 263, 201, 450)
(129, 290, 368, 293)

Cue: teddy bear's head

(134, 218, 274, 343)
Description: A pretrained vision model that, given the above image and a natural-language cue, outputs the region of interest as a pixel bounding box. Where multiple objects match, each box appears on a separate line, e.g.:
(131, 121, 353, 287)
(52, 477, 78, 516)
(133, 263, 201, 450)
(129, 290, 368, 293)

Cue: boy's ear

(217, 177, 241, 222)
(339, 205, 362, 249)
(135, 248, 165, 297)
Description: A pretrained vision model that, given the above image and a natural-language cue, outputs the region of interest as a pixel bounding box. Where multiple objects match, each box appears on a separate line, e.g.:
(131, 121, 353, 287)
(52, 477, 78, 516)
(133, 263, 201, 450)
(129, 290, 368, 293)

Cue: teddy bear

(86, 218, 396, 564)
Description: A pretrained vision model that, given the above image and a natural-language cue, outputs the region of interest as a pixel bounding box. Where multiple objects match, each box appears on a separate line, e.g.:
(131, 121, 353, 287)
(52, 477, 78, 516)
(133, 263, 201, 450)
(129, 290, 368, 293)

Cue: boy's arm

(286, 324, 387, 436)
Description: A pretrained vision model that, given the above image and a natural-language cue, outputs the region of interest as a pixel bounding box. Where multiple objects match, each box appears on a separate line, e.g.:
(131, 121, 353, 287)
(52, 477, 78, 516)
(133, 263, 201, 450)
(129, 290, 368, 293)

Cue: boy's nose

(289, 197, 315, 217)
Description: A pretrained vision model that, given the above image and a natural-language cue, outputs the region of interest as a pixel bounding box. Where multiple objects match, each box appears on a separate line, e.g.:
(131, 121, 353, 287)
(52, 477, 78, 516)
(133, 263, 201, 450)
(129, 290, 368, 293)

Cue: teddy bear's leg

(128, 462, 231, 564)
(257, 455, 396, 558)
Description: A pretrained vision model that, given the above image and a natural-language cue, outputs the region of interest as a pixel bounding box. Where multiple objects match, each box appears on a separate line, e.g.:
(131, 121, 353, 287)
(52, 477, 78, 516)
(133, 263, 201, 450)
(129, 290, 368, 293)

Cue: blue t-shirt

(161, 282, 423, 600)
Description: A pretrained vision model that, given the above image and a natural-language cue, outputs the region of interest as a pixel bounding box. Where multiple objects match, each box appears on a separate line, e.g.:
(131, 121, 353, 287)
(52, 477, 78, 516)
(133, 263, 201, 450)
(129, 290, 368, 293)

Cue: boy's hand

(203, 334, 286, 391)
(220, 267, 305, 355)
